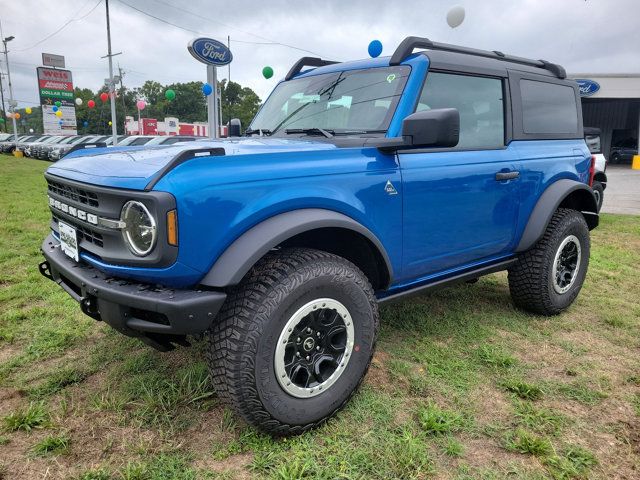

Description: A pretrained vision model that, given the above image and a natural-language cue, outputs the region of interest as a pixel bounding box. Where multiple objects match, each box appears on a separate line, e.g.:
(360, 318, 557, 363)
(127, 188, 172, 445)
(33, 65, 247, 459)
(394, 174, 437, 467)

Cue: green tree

(220, 79, 262, 130)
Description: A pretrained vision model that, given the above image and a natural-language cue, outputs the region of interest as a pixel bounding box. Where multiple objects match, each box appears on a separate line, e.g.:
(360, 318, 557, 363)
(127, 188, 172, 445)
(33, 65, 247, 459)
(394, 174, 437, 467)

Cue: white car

(584, 127, 607, 212)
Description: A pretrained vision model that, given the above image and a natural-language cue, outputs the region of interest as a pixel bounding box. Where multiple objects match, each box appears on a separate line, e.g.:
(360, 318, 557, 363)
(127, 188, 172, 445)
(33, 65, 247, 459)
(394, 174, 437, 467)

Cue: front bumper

(39, 234, 226, 350)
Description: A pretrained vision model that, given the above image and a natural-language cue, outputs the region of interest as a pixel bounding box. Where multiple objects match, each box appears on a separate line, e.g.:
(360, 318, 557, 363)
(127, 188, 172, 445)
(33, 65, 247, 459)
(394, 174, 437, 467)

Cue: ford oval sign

(575, 79, 600, 97)
(188, 38, 232, 66)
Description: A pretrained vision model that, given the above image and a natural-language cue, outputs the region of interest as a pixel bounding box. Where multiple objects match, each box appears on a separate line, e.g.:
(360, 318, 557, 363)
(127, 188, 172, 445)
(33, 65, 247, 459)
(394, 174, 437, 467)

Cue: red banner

(38, 79, 73, 91)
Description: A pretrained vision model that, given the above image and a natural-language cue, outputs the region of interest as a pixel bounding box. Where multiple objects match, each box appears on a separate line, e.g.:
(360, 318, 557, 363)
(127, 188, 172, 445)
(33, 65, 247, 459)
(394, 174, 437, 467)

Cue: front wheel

(206, 248, 379, 435)
(508, 208, 590, 316)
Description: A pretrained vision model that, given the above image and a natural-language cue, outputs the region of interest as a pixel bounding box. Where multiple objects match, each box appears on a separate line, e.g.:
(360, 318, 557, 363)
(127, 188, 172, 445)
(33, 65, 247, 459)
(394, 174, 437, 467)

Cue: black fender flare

(593, 171, 607, 190)
(199, 208, 393, 288)
(515, 179, 598, 253)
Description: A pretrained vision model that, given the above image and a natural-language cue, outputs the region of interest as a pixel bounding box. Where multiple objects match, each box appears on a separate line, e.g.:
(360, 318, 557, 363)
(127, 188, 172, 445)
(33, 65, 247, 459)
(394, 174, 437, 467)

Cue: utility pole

(2, 35, 17, 144)
(104, 0, 119, 145)
(0, 72, 6, 132)
(118, 64, 127, 122)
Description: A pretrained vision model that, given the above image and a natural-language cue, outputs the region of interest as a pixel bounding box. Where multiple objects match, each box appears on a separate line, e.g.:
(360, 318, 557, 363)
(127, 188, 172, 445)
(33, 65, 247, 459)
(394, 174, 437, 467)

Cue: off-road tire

(508, 208, 590, 316)
(592, 182, 604, 212)
(206, 247, 379, 436)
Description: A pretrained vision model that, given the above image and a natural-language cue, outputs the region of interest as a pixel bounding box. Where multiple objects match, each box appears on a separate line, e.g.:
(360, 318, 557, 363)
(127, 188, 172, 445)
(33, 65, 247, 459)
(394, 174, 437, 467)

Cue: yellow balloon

(55, 110, 63, 118)
(14, 112, 21, 120)
(25, 107, 32, 114)
(108, 121, 112, 126)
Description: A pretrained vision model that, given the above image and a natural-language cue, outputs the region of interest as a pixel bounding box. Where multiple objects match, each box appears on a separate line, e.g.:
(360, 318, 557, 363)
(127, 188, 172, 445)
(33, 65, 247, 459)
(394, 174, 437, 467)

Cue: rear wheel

(508, 208, 590, 316)
(206, 248, 379, 435)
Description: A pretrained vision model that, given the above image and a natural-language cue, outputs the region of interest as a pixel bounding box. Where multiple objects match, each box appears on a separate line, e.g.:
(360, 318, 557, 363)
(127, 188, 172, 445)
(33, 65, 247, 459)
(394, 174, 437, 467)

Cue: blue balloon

(202, 83, 213, 96)
(52, 105, 58, 112)
(58, 120, 63, 125)
(83, 121, 89, 127)
(368, 40, 383, 58)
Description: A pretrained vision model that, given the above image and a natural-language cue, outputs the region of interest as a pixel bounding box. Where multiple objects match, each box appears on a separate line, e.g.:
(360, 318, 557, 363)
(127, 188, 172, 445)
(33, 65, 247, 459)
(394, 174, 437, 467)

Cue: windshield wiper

(245, 128, 272, 136)
(284, 127, 334, 138)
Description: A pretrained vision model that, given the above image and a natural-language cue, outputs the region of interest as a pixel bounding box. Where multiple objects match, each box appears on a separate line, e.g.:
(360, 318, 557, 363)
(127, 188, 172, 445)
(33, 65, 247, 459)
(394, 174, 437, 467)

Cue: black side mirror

(402, 108, 459, 148)
(229, 118, 242, 137)
(375, 108, 460, 151)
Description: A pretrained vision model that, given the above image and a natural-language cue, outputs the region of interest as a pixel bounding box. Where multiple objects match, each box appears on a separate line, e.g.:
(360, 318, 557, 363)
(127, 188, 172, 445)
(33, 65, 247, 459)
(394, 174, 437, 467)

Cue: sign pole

(207, 64, 219, 139)
(2, 38, 18, 144)
(104, 0, 118, 145)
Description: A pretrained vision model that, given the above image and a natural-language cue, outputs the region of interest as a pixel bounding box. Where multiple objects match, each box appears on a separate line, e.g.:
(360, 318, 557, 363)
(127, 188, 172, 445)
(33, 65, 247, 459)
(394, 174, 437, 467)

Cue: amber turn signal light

(167, 210, 178, 246)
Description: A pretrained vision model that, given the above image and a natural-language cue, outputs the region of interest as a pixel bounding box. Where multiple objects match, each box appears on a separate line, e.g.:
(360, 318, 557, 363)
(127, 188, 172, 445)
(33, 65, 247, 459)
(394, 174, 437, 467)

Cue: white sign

(42, 53, 66, 69)
(42, 105, 77, 135)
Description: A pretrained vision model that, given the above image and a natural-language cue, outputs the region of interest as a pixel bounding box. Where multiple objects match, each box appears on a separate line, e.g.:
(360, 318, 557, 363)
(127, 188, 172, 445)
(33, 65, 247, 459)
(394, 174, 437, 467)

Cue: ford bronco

(39, 37, 598, 435)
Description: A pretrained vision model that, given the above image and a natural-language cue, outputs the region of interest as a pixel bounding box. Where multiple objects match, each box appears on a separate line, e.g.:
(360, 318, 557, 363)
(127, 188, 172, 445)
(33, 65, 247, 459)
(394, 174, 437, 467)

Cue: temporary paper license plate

(58, 221, 79, 262)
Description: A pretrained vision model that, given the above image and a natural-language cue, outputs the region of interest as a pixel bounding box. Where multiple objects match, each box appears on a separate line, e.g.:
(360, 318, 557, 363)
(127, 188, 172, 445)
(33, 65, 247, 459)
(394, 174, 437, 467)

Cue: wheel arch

(199, 209, 393, 290)
(515, 179, 598, 253)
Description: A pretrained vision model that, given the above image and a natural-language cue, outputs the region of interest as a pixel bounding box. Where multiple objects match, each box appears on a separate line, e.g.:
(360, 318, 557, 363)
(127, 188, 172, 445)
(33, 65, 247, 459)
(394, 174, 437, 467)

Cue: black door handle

(495, 171, 520, 181)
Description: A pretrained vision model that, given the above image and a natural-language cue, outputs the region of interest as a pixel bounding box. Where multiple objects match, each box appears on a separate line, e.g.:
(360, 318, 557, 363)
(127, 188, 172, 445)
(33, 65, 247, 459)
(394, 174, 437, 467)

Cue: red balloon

(87, 100, 96, 109)
(100, 92, 109, 103)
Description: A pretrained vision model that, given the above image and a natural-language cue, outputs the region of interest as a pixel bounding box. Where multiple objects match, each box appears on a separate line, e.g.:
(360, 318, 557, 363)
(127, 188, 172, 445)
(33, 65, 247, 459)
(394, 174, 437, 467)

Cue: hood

(46, 137, 338, 190)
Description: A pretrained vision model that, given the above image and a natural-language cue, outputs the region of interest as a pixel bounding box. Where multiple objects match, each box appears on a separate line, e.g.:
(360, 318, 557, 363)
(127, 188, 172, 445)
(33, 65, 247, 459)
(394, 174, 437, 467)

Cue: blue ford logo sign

(575, 79, 600, 97)
(188, 38, 232, 66)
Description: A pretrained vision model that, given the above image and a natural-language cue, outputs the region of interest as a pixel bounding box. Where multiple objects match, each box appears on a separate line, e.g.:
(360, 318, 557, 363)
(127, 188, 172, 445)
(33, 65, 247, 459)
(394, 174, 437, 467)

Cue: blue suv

(39, 37, 598, 435)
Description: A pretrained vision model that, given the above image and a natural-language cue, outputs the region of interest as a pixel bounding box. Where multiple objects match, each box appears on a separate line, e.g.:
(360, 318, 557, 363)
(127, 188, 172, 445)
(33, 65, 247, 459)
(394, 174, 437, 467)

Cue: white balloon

(446, 5, 466, 28)
(75, 97, 83, 106)
(29, 128, 34, 133)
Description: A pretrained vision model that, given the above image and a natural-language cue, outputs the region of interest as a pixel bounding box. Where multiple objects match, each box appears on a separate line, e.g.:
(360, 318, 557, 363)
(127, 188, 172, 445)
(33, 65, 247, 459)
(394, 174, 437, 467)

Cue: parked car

(584, 127, 607, 212)
(143, 135, 197, 146)
(609, 139, 638, 164)
(39, 36, 598, 435)
(49, 135, 108, 161)
(22, 136, 64, 157)
(113, 135, 155, 147)
(1, 134, 41, 153)
(36, 136, 79, 160)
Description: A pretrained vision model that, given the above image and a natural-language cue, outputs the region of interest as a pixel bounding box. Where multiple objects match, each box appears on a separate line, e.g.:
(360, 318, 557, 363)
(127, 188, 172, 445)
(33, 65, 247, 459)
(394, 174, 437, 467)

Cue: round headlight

(121, 201, 157, 256)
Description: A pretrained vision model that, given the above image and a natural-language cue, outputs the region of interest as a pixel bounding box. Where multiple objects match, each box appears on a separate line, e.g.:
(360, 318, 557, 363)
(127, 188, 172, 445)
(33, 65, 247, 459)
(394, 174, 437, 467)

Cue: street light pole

(2, 36, 17, 144)
(0, 71, 6, 132)
(104, 0, 118, 145)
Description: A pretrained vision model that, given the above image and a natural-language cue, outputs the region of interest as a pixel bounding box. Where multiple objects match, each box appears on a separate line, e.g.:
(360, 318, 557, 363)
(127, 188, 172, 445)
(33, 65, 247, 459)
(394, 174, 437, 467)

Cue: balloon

(446, 5, 465, 28)
(262, 66, 274, 79)
(202, 83, 213, 95)
(55, 110, 63, 118)
(59, 120, 63, 125)
(368, 40, 383, 58)
(165, 89, 175, 101)
(136, 99, 146, 110)
(55, 101, 62, 107)
(25, 107, 32, 114)
(75, 97, 83, 106)
(14, 112, 20, 120)
(100, 92, 109, 103)
(87, 99, 96, 109)
(108, 121, 112, 126)
(83, 121, 89, 127)
(29, 128, 34, 133)
(0, 118, 4, 123)
(52, 105, 58, 112)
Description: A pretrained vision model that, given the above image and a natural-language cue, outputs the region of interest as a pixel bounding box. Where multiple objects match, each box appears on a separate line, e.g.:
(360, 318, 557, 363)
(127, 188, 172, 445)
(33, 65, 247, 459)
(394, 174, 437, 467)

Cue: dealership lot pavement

(601, 165, 640, 215)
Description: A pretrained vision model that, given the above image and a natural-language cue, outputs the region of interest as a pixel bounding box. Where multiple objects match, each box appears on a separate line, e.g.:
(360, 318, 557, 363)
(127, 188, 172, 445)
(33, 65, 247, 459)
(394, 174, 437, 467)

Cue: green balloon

(55, 101, 62, 107)
(165, 89, 176, 101)
(0, 118, 4, 123)
(262, 66, 274, 79)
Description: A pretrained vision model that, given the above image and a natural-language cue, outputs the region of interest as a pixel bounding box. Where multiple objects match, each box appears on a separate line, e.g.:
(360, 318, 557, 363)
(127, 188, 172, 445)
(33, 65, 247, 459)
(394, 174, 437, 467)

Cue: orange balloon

(14, 112, 20, 120)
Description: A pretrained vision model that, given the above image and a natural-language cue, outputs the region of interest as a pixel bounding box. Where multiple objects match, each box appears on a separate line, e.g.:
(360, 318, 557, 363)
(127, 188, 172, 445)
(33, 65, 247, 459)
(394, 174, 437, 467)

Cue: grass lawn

(0, 154, 639, 479)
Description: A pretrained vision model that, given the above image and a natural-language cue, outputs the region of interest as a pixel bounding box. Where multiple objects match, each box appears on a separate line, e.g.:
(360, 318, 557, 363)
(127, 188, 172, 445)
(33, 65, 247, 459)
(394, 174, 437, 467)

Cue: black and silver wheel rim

(275, 298, 354, 398)
(552, 235, 582, 294)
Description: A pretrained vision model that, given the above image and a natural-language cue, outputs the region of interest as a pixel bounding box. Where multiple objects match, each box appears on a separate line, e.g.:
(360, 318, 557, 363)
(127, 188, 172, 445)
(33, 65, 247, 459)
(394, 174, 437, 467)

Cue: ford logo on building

(188, 38, 232, 66)
(575, 79, 600, 97)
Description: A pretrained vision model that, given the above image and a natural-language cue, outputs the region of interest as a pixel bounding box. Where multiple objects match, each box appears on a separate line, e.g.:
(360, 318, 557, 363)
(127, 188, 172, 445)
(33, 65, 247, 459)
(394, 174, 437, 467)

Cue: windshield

(249, 66, 410, 135)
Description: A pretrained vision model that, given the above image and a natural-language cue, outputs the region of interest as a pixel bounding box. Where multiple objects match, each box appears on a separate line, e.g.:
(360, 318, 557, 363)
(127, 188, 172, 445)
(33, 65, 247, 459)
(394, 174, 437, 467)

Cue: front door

(399, 71, 520, 281)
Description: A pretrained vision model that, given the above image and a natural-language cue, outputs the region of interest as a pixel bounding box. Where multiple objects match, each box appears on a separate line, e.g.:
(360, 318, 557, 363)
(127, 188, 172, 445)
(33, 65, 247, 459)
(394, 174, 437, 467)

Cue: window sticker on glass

(387, 74, 396, 83)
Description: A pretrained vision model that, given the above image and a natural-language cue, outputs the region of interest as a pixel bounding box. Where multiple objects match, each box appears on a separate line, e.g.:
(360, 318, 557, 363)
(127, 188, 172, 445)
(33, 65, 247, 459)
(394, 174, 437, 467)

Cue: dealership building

(570, 74, 640, 162)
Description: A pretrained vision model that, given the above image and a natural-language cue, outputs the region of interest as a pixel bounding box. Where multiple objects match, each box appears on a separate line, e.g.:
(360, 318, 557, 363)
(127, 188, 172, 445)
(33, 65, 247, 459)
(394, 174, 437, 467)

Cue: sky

(1, 0, 639, 110)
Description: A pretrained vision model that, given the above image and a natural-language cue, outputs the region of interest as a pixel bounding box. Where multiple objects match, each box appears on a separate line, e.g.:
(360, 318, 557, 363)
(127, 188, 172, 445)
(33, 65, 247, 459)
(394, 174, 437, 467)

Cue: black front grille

(47, 179, 99, 208)
(52, 214, 104, 248)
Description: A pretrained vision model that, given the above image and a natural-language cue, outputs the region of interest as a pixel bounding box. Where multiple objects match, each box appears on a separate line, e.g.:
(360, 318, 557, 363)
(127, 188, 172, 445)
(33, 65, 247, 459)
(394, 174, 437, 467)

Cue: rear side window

(520, 80, 578, 134)
(416, 72, 505, 150)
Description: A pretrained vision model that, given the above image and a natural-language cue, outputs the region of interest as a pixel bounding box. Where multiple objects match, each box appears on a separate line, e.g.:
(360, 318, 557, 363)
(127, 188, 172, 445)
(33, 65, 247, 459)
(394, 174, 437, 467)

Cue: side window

(520, 80, 578, 135)
(416, 72, 505, 149)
